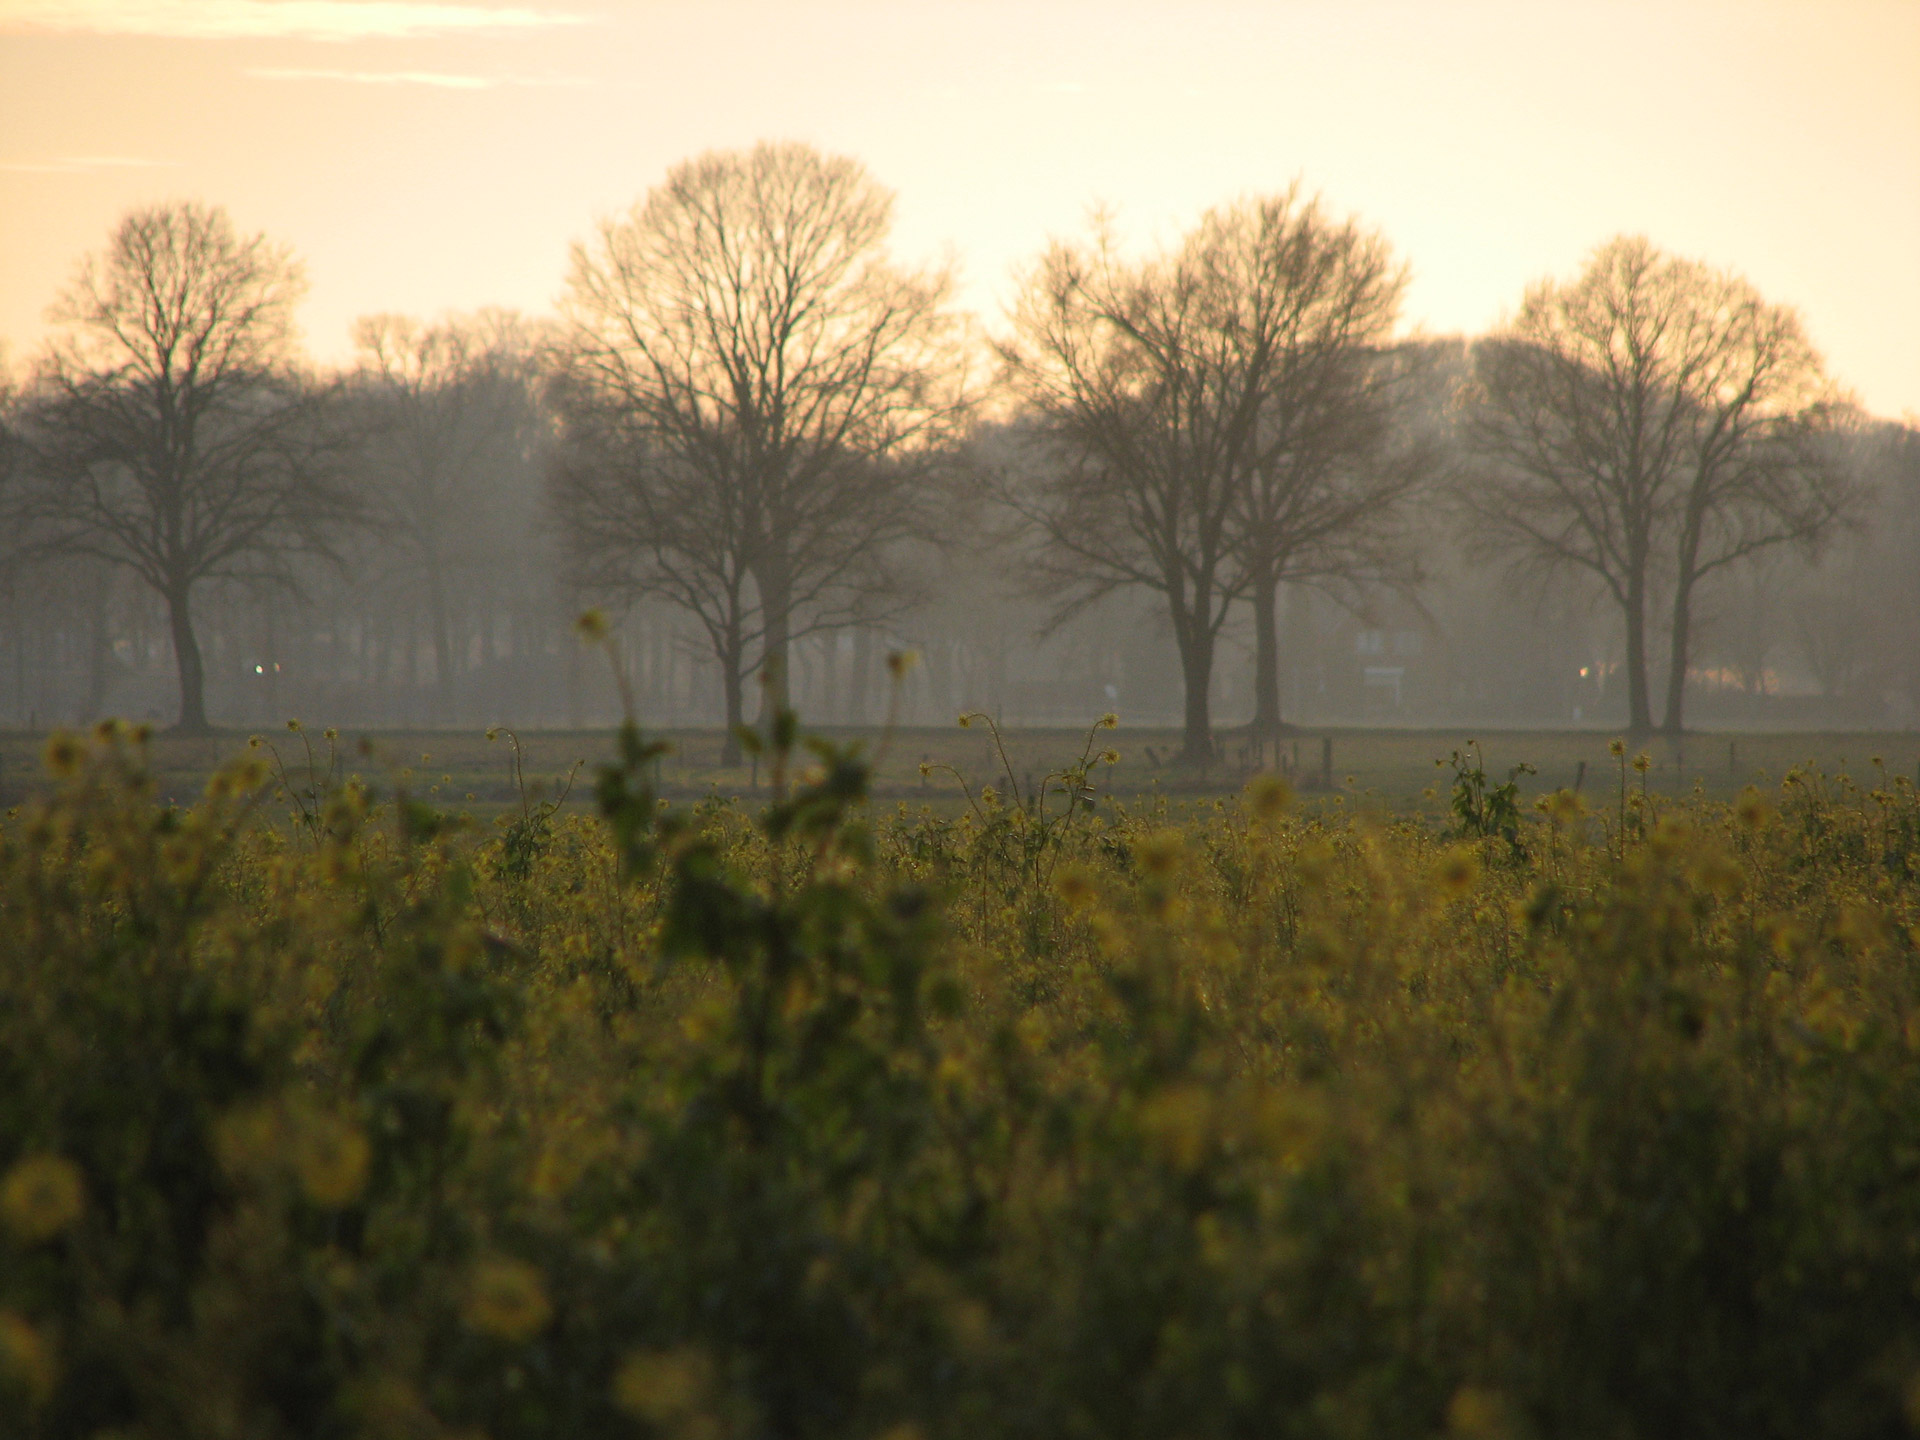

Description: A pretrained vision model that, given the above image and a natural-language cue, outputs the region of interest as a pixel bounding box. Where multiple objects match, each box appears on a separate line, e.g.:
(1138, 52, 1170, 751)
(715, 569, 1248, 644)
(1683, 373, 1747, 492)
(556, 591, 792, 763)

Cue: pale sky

(3, 0, 1917, 417)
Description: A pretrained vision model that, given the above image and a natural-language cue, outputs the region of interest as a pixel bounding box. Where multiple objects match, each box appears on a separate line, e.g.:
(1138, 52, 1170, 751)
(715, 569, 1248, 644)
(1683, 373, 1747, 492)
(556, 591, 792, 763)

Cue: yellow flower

(1245, 772, 1292, 825)
(574, 608, 610, 643)
(0, 1154, 84, 1242)
(613, 1346, 715, 1430)
(0, 1311, 56, 1406)
(1099, 749, 1120, 766)
(286, 718, 302, 732)
(1089, 911, 1127, 957)
(1650, 815, 1693, 859)
(956, 714, 972, 728)
(463, 1256, 552, 1342)
(1608, 738, 1626, 758)
(352, 1375, 439, 1440)
(1689, 848, 1742, 899)
(1631, 752, 1652, 774)
(1136, 830, 1185, 879)
(42, 732, 84, 780)
(291, 1111, 370, 1208)
(1447, 1384, 1515, 1438)
(1052, 864, 1097, 909)
(1138, 1084, 1212, 1173)
(1099, 712, 1119, 730)
(530, 1142, 586, 1203)
(1542, 788, 1584, 824)
(1734, 787, 1773, 832)
(1432, 847, 1481, 898)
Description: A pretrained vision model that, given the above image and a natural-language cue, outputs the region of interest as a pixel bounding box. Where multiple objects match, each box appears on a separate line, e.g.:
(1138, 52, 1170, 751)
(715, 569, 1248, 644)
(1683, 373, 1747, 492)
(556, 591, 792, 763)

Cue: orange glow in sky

(3, 0, 1916, 416)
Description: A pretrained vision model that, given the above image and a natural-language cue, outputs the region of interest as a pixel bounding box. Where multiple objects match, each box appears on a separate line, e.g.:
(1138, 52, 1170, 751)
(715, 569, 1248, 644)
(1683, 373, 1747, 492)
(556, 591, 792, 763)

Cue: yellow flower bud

(0, 1154, 84, 1242)
(463, 1256, 552, 1342)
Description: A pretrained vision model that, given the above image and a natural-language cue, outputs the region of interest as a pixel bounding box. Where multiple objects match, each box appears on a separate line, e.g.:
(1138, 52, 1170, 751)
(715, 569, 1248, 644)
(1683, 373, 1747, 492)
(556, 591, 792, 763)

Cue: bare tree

(555, 142, 970, 733)
(1462, 235, 1848, 735)
(1002, 195, 1422, 761)
(349, 310, 542, 721)
(1218, 193, 1431, 739)
(9, 202, 354, 732)
(1000, 218, 1245, 763)
(547, 368, 761, 753)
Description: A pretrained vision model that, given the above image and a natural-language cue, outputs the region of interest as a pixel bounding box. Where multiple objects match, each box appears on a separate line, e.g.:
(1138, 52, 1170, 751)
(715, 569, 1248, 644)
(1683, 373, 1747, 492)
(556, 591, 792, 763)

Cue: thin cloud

(247, 66, 589, 88)
(0, 155, 180, 174)
(0, 1, 587, 42)
(249, 67, 488, 88)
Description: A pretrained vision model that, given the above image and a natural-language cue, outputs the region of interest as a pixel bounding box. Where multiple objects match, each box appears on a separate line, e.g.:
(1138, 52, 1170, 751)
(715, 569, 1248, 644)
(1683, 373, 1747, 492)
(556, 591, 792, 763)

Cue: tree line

(0, 143, 1901, 752)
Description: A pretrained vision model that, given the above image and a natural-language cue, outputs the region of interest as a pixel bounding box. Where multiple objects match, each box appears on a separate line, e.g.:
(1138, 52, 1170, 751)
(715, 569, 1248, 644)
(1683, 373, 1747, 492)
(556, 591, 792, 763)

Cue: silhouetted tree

(1004, 196, 1421, 762)
(547, 370, 760, 755)
(555, 142, 969, 734)
(1219, 193, 1432, 739)
(9, 203, 354, 732)
(1462, 235, 1848, 736)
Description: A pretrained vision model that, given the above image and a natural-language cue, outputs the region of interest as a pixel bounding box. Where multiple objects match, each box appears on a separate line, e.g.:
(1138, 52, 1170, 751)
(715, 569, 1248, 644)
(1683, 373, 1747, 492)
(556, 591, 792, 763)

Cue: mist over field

(11, 9, 1920, 1437)
(3, 1, 1917, 750)
(1, 187, 1915, 747)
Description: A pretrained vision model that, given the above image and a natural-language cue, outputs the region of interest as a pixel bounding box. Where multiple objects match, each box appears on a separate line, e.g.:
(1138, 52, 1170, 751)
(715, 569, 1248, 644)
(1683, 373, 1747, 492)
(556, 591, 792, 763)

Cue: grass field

(3, 720, 1914, 816)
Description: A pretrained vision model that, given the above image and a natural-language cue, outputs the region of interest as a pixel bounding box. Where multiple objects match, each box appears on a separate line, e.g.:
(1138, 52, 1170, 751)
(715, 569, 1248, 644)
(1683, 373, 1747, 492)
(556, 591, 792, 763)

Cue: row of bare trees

(548, 144, 971, 762)
(997, 190, 1435, 760)
(0, 145, 1879, 747)
(1461, 237, 1850, 736)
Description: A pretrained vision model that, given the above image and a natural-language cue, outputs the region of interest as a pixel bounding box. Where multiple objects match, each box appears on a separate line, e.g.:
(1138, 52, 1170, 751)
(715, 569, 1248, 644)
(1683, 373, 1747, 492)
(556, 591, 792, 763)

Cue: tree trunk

(404, 613, 421, 726)
(263, 599, 280, 722)
(720, 620, 746, 766)
(566, 626, 582, 728)
(428, 566, 456, 725)
(83, 570, 113, 723)
(850, 626, 873, 725)
(1175, 616, 1216, 765)
(755, 564, 793, 723)
(1662, 507, 1712, 737)
(1249, 563, 1285, 740)
(1661, 577, 1695, 736)
(1622, 569, 1653, 737)
(166, 580, 210, 734)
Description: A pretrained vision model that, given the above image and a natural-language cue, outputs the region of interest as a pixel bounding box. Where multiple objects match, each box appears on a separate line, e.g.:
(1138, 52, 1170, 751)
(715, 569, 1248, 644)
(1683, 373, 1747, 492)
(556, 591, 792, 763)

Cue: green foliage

(1442, 741, 1536, 853)
(5, 719, 1920, 1438)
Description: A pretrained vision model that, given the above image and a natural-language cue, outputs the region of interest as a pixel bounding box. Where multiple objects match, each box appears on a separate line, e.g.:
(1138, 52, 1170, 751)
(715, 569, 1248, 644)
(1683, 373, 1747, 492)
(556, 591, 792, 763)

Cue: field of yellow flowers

(5, 712, 1920, 1439)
